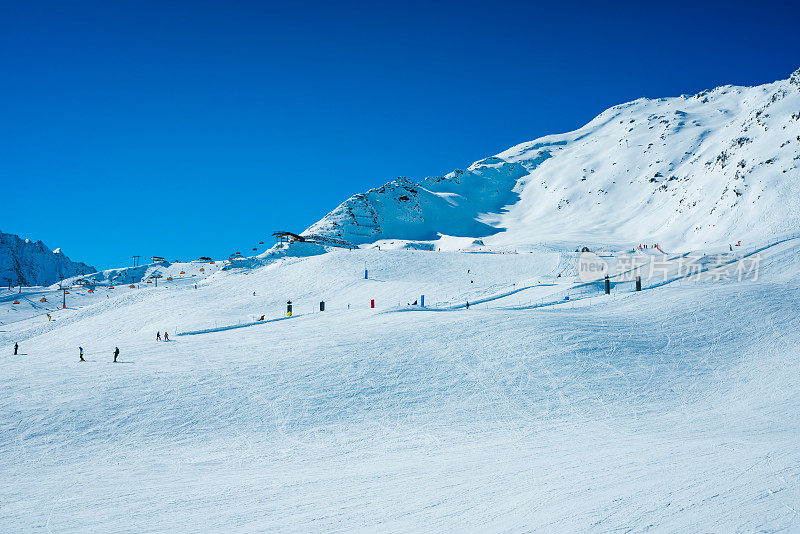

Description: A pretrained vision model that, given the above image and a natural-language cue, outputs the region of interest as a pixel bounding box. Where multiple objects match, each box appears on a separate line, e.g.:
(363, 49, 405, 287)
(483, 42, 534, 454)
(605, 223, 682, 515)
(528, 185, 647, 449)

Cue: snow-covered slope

(0, 231, 96, 287)
(5, 68, 800, 531)
(306, 68, 800, 250)
(3, 240, 800, 530)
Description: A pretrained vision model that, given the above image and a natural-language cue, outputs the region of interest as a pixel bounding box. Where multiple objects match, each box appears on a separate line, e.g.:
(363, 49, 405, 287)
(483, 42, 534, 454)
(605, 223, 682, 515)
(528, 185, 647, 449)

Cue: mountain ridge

(0, 230, 96, 286)
(303, 68, 800, 250)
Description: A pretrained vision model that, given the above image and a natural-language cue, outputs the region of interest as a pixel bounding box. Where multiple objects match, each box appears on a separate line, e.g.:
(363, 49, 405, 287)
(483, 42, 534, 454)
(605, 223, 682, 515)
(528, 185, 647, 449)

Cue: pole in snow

(319, 301, 325, 312)
(635, 276, 642, 292)
(421, 295, 424, 307)
(604, 275, 610, 295)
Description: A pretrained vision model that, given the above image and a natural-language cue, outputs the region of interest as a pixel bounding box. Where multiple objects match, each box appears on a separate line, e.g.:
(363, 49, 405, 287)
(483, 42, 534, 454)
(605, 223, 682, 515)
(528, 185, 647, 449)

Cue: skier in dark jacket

(465, 301, 470, 310)
(113, 347, 119, 363)
(14, 342, 18, 355)
(79, 347, 85, 362)
(156, 332, 161, 341)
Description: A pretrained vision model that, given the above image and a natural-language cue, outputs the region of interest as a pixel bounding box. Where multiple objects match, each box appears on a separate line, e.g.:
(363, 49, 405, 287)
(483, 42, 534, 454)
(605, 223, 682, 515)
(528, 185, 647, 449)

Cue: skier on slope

(79, 347, 85, 362)
(164, 332, 169, 342)
(465, 301, 470, 310)
(113, 347, 119, 363)
(14, 342, 18, 355)
(156, 332, 161, 341)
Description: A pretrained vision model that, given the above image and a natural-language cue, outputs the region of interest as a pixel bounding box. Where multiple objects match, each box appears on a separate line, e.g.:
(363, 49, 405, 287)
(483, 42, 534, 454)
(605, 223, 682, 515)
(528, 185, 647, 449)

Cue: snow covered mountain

(0, 230, 96, 287)
(306, 68, 800, 250)
(6, 67, 800, 532)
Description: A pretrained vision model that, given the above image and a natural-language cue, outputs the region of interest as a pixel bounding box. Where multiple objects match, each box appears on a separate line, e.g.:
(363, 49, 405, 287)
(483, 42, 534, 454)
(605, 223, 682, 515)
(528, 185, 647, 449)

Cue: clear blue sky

(1, 0, 798, 269)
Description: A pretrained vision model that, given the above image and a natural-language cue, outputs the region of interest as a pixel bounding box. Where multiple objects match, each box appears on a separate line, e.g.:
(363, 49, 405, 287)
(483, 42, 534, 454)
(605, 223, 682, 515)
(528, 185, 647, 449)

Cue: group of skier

(11, 343, 120, 362)
(77, 346, 119, 362)
(10, 327, 175, 362)
(13, 328, 173, 362)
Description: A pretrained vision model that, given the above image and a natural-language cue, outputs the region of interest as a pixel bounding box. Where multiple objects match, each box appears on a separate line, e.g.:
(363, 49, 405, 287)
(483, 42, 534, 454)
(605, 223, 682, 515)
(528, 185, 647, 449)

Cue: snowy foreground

(2, 245, 800, 532)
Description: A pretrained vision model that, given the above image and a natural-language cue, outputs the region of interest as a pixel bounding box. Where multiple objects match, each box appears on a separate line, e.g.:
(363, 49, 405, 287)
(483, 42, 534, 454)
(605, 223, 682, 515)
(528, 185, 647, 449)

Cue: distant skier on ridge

(113, 347, 119, 363)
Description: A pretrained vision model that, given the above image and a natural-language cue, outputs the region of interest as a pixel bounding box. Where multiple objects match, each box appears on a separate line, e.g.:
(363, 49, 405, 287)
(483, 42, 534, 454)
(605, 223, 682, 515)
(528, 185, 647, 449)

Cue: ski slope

(2, 240, 800, 531)
(3, 66, 800, 533)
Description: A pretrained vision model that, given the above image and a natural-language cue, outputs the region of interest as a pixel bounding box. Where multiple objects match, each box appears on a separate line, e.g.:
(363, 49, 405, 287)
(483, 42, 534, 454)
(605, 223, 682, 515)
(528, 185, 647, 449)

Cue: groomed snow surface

(2, 244, 800, 532)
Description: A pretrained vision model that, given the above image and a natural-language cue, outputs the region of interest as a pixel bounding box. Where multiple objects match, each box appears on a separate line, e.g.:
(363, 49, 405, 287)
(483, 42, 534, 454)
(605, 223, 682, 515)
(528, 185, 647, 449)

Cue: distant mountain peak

(0, 230, 96, 286)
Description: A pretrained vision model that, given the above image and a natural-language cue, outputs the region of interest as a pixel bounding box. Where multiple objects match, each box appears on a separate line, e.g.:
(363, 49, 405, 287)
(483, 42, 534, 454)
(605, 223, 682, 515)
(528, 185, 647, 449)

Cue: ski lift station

(273, 231, 355, 249)
(273, 231, 306, 245)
